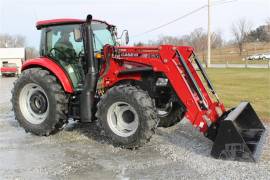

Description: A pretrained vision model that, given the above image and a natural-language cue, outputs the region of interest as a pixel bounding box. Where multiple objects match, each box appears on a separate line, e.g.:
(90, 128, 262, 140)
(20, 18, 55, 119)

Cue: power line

(212, 0, 238, 6)
(134, 5, 207, 37)
(134, 0, 237, 37)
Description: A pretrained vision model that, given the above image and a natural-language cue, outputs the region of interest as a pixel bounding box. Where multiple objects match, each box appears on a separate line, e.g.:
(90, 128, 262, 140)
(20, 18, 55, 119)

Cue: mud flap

(211, 102, 266, 162)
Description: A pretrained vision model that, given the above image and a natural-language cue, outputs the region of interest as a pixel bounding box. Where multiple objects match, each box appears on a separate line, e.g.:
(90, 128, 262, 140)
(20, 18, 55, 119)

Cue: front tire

(11, 68, 69, 136)
(96, 85, 159, 148)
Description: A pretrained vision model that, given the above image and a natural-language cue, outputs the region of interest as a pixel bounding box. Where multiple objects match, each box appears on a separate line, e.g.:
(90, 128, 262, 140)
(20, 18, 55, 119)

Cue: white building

(0, 48, 25, 74)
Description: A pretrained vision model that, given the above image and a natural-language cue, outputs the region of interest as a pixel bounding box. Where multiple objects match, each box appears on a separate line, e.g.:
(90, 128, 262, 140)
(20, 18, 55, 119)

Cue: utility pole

(207, 0, 211, 68)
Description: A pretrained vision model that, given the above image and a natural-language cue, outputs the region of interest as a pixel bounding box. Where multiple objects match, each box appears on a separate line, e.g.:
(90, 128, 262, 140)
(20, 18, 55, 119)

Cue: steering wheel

(50, 48, 78, 64)
(78, 50, 84, 58)
(49, 48, 68, 60)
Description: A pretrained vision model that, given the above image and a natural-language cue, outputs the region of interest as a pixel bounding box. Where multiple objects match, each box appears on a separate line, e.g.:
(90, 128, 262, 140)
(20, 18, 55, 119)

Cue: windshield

(92, 22, 115, 52)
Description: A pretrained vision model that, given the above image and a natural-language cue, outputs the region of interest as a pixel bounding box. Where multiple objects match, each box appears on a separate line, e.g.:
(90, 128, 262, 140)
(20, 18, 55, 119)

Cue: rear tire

(11, 68, 69, 136)
(96, 85, 159, 148)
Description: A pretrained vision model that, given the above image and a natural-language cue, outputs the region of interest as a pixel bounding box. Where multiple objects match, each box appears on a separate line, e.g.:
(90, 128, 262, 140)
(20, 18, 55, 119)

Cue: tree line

(135, 18, 270, 56)
(0, 17, 269, 60)
(0, 34, 39, 60)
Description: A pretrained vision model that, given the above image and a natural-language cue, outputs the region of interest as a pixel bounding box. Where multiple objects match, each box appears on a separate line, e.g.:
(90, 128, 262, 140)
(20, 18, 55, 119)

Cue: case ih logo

(120, 52, 139, 57)
(120, 52, 160, 59)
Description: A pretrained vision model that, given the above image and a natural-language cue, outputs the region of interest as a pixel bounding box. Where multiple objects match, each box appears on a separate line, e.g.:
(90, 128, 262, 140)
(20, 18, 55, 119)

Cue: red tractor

(1, 63, 18, 77)
(11, 15, 265, 161)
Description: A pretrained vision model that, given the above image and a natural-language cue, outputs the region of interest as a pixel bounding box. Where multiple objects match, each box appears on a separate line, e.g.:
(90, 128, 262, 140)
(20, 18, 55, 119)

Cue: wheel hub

(19, 83, 49, 124)
(29, 91, 48, 114)
(107, 102, 139, 137)
(122, 110, 135, 123)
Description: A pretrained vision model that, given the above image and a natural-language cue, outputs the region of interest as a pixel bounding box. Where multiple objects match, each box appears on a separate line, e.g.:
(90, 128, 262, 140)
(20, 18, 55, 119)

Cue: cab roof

(36, 18, 114, 29)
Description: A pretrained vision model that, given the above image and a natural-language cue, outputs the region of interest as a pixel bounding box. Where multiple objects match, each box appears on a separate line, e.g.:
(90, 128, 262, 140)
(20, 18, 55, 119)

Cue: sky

(0, 0, 269, 48)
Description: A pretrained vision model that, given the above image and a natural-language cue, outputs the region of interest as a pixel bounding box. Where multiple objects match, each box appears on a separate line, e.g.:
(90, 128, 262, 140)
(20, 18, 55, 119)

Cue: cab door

(43, 24, 85, 90)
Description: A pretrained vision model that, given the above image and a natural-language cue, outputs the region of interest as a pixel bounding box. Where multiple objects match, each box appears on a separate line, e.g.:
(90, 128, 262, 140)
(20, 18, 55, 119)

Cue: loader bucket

(211, 102, 266, 162)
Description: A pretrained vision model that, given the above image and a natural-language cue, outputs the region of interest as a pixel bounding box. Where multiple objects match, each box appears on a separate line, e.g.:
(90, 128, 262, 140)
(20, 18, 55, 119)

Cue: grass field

(206, 68, 270, 122)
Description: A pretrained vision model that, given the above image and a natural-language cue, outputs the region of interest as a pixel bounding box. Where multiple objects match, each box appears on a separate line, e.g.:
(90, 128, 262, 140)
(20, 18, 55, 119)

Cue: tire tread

(11, 68, 69, 136)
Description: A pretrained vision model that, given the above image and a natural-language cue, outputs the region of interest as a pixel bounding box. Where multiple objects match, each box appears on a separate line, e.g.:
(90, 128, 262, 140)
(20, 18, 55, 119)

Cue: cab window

(92, 22, 115, 52)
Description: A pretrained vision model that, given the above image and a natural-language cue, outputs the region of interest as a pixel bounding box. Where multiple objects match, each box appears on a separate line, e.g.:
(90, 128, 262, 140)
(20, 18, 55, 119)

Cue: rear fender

(21, 57, 74, 93)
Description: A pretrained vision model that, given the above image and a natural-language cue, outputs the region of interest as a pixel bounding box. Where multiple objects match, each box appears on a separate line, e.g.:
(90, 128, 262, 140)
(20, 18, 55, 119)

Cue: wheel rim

(19, 83, 49, 124)
(157, 102, 173, 117)
(107, 101, 139, 137)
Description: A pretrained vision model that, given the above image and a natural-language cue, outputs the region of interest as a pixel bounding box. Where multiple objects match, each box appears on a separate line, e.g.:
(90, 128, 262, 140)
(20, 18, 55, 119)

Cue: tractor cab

(37, 19, 118, 90)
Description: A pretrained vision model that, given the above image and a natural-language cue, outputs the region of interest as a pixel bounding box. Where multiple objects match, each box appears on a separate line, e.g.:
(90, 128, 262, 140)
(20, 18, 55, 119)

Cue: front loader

(11, 15, 265, 162)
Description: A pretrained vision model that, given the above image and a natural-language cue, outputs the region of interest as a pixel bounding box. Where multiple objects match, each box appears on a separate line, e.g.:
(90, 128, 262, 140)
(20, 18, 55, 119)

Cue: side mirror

(118, 30, 129, 45)
(74, 28, 82, 42)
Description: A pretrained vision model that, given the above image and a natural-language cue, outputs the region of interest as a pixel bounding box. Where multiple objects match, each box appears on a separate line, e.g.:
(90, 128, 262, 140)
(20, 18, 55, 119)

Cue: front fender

(22, 57, 74, 93)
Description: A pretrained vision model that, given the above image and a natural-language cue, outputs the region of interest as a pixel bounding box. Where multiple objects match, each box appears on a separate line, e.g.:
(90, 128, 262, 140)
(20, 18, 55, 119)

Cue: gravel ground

(0, 77, 269, 180)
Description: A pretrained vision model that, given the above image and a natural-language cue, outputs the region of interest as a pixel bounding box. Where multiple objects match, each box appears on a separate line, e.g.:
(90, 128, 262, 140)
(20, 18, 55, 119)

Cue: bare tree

(134, 42, 144, 46)
(189, 28, 207, 52)
(266, 17, 270, 25)
(211, 31, 223, 48)
(147, 35, 185, 46)
(0, 34, 26, 48)
(25, 47, 39, 60)
(231, 18, 252, 55)
(143, 28, 224, 62)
